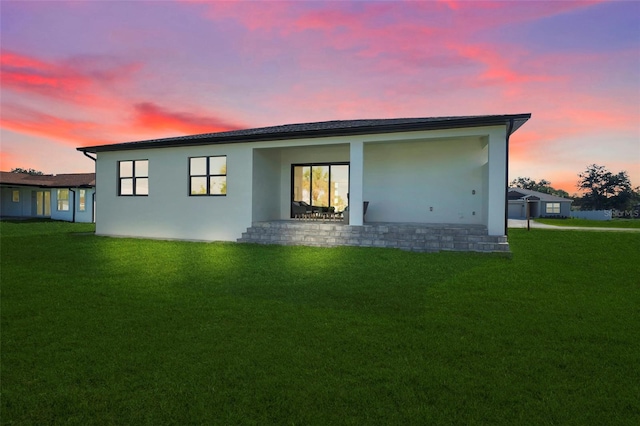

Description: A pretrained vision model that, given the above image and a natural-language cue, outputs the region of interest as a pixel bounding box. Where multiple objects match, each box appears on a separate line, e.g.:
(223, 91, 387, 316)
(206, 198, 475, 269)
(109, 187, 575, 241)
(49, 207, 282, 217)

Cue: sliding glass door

(292, 163, 349, 216)
(35, 191, 51, 217)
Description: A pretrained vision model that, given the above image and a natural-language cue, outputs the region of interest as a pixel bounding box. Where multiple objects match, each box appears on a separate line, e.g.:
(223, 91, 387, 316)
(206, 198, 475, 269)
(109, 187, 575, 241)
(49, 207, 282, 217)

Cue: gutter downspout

(82, 151, 97, 224)
(505, 118, 514, 236)
(69, 189, 76, 223)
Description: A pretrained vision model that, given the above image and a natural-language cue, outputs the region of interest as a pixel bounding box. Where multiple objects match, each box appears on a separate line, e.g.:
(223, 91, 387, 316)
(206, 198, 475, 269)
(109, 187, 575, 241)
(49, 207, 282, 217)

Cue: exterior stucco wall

(48, 188, 95, 222)
(93, 124, 510, 241)
(51, 189, 72, 222)
(362, 137, 487, 225)
(0, 187, 32, 216)
(252, 149, 281, 222)
(486, 127, 508, 235)
(75, 189, 96, 223)
(1, 186, 94, 221)
(96, 145, 253, 241)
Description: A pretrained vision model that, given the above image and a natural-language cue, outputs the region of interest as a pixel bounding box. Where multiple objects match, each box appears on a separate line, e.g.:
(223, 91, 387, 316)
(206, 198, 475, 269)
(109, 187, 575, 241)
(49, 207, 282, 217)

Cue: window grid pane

(209, 176, 227, 195)
(191, 177, 208, 195)
(191, 157, 207, 176)
(120, 161, 133, 178)
(209, 157, 226, 175)
(120, 178, 134, 195)
(136, 178, 149, 195)
(135, 160, 149, 177)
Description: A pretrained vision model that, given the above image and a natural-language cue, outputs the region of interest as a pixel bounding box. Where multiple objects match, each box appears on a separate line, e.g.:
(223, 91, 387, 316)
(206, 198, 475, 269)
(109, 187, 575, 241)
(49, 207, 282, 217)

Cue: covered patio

(249, 123, 511, 237)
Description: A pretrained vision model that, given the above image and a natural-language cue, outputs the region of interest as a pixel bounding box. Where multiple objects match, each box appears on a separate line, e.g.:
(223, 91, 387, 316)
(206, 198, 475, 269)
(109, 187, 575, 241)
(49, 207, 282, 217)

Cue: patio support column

(487, 129, 507, 236)
(349, 140, 364, 226)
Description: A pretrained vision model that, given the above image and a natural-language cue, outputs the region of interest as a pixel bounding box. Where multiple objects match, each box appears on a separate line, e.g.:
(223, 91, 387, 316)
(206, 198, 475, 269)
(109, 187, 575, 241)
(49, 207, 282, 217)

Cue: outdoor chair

(292, 201, 310, 218)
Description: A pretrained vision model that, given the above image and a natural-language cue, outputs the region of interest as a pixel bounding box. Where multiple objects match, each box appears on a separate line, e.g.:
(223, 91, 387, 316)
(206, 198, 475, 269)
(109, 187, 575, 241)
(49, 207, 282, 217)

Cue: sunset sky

(1, 0, 638, 194)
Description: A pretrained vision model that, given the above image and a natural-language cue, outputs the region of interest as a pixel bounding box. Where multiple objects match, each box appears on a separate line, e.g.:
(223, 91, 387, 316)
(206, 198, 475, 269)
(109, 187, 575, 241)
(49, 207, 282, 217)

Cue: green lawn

(536, 217, 640, 228)
(2, 221, 639, 425)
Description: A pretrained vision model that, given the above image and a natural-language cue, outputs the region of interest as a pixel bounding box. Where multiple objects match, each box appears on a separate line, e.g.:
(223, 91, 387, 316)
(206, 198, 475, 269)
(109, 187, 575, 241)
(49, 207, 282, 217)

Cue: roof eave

(77, 113, 531, 154)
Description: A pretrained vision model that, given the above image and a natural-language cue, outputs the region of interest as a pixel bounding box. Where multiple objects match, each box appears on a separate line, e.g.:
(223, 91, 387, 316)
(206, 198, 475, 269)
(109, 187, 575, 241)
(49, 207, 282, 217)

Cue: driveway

(507, 219, 640, 232)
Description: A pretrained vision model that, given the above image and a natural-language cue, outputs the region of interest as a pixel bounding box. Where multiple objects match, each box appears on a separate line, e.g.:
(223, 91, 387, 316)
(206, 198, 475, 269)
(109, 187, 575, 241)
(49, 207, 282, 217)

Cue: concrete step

(238, 221, 510, 253)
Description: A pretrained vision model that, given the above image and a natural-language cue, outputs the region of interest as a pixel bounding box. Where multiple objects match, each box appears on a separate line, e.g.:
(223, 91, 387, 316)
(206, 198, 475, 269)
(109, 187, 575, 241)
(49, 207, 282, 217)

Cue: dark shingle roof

(508, 188, 572, 202)
(0, 172, 95, 188)
(78, 113, 531, 153)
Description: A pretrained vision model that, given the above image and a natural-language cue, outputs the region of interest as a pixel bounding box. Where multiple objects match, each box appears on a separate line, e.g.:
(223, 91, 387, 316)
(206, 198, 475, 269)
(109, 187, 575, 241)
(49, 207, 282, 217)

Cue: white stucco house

(0, 172, 96, 222)
(77, 114, 531, 252)
(507, 187, 573, 219)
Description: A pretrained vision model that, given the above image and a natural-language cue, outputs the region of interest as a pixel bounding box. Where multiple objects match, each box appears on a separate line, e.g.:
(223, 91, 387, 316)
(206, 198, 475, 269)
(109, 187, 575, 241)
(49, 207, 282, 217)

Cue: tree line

(511, 164, 639, 212)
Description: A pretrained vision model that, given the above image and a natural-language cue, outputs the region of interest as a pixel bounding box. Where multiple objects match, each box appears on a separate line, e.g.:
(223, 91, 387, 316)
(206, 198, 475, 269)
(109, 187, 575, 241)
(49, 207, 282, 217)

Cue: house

(507, 187, 573, 219)
(77, 114, 531, 252)
(0, 172, 96, 222)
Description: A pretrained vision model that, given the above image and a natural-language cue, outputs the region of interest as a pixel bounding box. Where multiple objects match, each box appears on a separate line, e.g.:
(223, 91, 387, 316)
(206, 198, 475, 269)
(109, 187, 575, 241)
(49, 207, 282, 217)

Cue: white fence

(570, 210, 612, 221)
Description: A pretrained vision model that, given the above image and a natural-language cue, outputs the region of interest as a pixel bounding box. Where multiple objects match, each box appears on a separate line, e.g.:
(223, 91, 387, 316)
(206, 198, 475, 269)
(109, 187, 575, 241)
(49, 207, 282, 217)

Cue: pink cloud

(0, 50, 141, 106)
(0, 104, 111, 147)
(1, 50, 91, 100)
(0, 49, 248, 148)
(132, 102, 245, 135)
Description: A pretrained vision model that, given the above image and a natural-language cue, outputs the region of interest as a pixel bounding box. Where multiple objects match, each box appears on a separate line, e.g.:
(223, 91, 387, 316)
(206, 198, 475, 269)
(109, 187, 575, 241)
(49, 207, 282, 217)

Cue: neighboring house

(77, 114, 530, 251)
(507, 187, 572, 219)
(0, 172, 96, 222)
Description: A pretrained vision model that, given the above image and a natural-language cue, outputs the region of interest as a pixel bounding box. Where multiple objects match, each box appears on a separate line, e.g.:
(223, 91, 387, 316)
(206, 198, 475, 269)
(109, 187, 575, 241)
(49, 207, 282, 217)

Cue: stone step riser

(238, 222, 509, 253)
(241, 232, 506, 244)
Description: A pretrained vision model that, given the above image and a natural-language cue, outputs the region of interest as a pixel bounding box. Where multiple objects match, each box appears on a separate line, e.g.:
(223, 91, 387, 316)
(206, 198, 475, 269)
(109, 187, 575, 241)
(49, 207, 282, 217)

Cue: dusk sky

(1, 0, 638, 194)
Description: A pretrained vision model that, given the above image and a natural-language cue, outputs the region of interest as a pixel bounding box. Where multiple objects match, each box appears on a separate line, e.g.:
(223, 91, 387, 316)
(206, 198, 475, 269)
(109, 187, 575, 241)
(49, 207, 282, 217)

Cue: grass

(2, 221, 639, 425)
(536, 217, 640, 228)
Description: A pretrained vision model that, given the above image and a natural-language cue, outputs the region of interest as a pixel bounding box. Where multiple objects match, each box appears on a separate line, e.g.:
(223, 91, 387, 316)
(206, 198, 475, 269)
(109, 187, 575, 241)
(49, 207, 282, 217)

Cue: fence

(570, 210, 612, 221)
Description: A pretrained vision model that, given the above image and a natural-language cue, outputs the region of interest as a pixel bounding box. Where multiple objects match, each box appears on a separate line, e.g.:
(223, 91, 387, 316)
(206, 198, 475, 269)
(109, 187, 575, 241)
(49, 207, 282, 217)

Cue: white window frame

(79, 189, 86, 211)
(545, 202, 561, 214)
(57, 189, 70, 211)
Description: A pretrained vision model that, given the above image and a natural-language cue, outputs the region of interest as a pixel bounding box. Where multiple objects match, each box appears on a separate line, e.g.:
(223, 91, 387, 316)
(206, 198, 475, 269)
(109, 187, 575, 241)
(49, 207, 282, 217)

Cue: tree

(577, 164, 634, 211)
(510, 177, 569, 198)
(11, 168, 44, 175)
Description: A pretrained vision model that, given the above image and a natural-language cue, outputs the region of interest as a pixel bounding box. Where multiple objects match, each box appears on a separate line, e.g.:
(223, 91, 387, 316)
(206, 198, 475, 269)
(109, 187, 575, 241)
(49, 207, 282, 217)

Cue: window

(79, 189, 86, 211)
(119, 160, 149, 196)
(12, 190, 19, 202)
(292, 163, 349, 217)
(189, 156, 227, 196)
(546, 202, 560, 214)
(57, 189, 69, 211)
